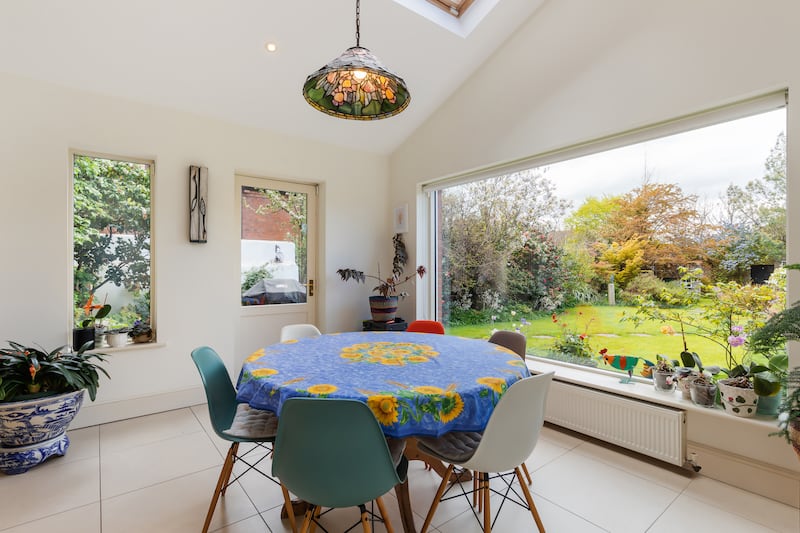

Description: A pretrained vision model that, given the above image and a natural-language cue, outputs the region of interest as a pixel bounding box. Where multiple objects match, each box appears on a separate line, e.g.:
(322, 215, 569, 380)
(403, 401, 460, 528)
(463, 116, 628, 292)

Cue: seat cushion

(386, 437, 407, 467)
(223, 403, 279, 439)
(416, 431, 482, 463)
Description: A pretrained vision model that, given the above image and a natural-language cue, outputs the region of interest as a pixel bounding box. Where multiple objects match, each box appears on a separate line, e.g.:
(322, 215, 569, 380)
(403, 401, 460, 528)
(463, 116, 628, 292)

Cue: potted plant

(652, 356, 675, 392)
(128, 320, 153, 343)
(716, 374, 759, 417)
(773, 368, 800, 461)
(0, 341, 110, 474)
(105, 327, 131, 348)
(689, 372, 718, 408)
(73, 295, 111, 350)
(337, 234, 425, 322)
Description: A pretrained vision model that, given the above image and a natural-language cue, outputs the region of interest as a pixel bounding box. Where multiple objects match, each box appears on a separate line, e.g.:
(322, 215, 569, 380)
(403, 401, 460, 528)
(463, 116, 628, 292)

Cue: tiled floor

(1, 405, 798, 532)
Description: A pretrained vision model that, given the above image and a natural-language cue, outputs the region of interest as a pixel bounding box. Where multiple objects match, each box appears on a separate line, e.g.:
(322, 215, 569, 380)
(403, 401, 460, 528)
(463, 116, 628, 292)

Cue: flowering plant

(0, 341, 109, 402)
(550, 312, 594, 359)
(77, 294, 112, 329)
(337, 234, 425, 298)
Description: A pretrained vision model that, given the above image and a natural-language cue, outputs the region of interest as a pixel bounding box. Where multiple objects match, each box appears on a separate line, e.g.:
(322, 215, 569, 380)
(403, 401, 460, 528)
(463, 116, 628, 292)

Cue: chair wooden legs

(299, 505, 316, 533)
(375, 496, 394, 533)
(281, 483, 299, 533)
(482, 472, 491, 533)
(516, 466, 545, 533)
(359, 504, 372, 533)
(202, 443, 238, 533)
(420, 463, 454, 533)
(521, 462, 533, 485)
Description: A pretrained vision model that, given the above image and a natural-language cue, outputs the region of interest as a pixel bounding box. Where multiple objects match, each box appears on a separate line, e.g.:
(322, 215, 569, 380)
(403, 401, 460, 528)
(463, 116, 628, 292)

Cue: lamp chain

(355, 0, 360, 47)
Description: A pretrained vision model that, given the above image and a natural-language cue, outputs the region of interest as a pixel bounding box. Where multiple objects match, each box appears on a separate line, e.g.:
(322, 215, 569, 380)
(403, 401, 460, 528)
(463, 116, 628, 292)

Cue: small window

(427, 0, 475, 17)
(72, 154, 153, 343)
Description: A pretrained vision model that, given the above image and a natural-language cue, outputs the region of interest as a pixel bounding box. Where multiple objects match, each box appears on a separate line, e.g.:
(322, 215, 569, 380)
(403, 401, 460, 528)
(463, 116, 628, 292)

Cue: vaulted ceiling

(0, 0, 545, 154)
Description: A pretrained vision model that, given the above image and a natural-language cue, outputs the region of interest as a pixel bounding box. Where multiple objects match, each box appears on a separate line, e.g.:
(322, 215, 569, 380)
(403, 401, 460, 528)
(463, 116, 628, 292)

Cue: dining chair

(190, 346, 297, 533)
(417, 372, 555, 533)
(487, 329, 533, 485)
(272, 397, 409, 533)
(280, 323, 322, 341)
(488, 330, 526, 359)
(406, 319, 445, 334)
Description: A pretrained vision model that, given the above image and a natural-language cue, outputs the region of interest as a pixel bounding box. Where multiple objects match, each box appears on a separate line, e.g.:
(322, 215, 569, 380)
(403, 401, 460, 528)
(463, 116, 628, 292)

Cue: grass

(446, 304, 740, 376)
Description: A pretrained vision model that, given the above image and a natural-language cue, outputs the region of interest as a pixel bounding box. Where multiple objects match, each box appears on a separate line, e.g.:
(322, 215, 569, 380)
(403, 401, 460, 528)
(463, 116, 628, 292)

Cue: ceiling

(0, 0, 545, 155)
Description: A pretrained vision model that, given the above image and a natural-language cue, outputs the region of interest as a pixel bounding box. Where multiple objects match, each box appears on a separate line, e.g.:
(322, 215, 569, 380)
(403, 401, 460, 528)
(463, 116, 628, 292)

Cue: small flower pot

(653, 371, 675, 392)
(105, 332, 128, 348)
(72, 327, 95, 351)
(677, 374, 696, 400)
(717, 378, 758, 418)
(756, 392, 781, 417)
(689, 380, 717, 408)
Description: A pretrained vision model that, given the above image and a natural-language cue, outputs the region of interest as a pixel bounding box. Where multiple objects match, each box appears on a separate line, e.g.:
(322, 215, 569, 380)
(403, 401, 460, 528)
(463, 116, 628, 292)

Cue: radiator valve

(686, 452, 701, 472)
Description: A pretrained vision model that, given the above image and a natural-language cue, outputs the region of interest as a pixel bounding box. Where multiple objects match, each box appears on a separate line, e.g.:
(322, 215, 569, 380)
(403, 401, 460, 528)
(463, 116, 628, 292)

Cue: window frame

(69, 150, 156, 345)
(419, 91, 788, 371)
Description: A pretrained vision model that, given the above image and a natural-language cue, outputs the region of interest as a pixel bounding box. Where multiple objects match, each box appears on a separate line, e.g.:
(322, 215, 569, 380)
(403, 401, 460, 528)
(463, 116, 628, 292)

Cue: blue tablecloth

(236, 331, 530, 438)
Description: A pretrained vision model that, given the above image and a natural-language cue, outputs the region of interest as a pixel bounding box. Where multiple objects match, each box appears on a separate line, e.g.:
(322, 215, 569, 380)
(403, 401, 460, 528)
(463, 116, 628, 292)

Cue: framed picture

(393, 204, 408, 233)
(189, 165, 208, 243)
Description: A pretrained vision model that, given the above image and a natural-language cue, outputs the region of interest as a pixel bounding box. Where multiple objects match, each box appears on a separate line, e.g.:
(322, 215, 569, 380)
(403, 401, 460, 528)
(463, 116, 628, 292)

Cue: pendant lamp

(302, 0, 410, 120)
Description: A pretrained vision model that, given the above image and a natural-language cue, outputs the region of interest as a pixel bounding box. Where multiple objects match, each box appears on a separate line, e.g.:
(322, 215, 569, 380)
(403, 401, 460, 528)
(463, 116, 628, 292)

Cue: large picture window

(428, 95, 787, 376)
(72, 154, 152, 345)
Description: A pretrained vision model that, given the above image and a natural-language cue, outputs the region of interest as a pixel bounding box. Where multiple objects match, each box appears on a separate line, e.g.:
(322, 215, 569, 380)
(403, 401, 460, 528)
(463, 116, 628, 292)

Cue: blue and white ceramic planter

(0, 390, 84, 474)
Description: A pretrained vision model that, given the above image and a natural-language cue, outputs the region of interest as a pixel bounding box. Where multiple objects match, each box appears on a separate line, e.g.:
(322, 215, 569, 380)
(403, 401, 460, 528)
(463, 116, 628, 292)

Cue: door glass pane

(240, 185, 308, 306)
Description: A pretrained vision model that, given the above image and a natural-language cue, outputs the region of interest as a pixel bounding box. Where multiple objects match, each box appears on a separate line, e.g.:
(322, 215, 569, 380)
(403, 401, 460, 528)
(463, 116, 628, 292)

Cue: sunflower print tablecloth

(236, 331, 530, 438)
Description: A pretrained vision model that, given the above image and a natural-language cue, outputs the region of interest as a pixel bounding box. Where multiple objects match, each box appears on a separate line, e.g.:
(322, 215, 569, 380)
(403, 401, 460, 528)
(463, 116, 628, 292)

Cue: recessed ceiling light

(265, 42, 277, 53)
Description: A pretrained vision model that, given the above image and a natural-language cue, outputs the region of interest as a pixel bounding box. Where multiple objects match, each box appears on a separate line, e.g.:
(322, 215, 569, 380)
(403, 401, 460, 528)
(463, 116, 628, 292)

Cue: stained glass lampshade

(302, 1, 410, 120)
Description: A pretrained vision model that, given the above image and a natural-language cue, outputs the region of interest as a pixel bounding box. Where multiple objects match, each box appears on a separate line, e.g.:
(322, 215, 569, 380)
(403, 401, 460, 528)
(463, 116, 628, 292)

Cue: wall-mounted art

(393, 203, 408, 233)
(189, 165, 208, 243)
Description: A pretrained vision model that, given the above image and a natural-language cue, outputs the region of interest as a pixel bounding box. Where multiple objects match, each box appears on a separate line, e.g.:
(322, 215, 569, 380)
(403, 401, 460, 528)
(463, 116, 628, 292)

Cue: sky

(544, 108, 787, 211)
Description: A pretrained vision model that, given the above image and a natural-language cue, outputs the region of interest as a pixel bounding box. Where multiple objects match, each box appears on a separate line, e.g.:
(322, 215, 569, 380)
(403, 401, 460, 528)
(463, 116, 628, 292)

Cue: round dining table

(235, 330, 531, 532)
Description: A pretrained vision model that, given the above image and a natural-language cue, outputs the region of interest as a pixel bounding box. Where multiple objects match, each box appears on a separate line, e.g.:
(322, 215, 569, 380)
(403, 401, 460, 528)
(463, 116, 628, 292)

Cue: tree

(715, 132, 786, 278)
(440, 169, 570, 313)
(73, 156, 151, 319)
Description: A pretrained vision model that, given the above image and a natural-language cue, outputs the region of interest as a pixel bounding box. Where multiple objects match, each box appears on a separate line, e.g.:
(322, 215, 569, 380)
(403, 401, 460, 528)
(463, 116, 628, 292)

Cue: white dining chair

(280, 323, 322, 342)
(417, 372, 554, 533)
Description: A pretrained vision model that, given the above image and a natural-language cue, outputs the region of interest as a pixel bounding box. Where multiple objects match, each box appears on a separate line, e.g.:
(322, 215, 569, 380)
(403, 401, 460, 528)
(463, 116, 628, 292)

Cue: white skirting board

(70, 386, 206, 429)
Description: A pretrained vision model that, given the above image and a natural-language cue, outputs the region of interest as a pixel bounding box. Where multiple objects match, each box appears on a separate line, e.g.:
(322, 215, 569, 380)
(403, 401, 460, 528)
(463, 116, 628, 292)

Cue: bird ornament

(598, 348, 644, 383)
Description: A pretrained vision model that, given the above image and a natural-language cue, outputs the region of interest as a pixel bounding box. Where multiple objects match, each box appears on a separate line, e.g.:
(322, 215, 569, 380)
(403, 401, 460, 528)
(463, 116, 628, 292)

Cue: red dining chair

(406, 320, 445, 334)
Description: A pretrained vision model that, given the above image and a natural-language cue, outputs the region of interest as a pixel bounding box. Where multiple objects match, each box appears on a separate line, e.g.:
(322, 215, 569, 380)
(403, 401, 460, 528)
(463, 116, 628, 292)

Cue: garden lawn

(446, 304, 741, 376)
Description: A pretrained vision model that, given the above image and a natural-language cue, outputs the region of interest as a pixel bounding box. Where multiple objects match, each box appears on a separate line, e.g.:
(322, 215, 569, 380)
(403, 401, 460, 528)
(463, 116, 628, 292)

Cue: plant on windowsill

(337, 234, 425, 323)
(652, 356, 675, 392)
(0, 341, 110, 474)
(128, 320, 153, 343)
(73, 295, 112, 351)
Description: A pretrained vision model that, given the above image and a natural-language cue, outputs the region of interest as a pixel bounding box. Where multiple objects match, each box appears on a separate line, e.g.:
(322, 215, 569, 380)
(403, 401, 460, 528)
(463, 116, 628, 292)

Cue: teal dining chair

(272, 397, 409, 533)
(417, 372, 554, 533)
(190, 346, 297, 533)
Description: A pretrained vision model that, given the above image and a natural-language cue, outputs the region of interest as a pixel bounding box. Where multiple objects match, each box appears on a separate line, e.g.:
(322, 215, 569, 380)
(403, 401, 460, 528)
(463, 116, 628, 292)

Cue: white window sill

(89, 341, 166, 354)
(527, 357, 781, 429)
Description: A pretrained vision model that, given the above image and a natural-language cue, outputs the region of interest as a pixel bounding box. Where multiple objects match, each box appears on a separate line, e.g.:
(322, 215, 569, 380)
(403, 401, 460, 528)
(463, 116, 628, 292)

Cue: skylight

(393, 0, 499, 37)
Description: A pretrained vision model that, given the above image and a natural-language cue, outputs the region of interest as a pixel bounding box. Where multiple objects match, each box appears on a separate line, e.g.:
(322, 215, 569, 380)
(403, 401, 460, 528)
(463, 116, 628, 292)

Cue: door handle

(306, 279, 314, 297)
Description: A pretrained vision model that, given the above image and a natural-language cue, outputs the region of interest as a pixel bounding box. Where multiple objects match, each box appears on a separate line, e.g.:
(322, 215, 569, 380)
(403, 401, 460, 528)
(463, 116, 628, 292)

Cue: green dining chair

(272, 397, 409, 533)
(190, 346, 297, 533)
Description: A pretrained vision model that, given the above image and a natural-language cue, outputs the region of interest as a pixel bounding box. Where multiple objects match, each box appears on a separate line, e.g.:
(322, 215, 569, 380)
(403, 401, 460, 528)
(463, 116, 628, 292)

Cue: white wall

(0, 72, 390, 421)
(390, 0, 800, 499)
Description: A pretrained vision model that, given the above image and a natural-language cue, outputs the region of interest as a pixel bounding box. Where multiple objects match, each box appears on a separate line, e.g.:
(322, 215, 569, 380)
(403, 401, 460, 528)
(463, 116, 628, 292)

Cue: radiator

(545, 380, 687, 466)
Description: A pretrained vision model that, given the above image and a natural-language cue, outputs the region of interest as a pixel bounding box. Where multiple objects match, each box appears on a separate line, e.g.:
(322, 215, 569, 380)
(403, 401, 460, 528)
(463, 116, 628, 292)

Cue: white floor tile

(102, 468, 259, 533)
(99, 407, 205, 453)
(100, 430, 222, 497)
(571, 439, 693, 493)
(0, 456, 99, 530)
(649, 492, 779, 533)
(681, 476, 800, 533)
(0, 502, 101, 533)
(212, 514, 271, 532)
(531, 450, 679, 533)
